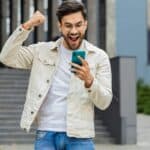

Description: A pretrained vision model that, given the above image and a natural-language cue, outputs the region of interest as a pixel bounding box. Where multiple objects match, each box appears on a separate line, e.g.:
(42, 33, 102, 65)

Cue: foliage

(137, 79, 150, 115)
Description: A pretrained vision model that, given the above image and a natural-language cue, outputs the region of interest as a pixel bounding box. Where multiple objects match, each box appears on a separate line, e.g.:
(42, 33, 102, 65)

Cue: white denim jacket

(0, 26, 112, 138)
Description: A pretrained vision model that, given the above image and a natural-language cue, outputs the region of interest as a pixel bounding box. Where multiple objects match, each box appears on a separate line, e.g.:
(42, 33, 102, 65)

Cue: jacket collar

(49, 37, 96, 53)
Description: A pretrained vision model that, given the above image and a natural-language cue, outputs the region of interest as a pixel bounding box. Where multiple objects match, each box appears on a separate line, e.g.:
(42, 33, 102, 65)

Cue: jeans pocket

(36, 130, 48, 140)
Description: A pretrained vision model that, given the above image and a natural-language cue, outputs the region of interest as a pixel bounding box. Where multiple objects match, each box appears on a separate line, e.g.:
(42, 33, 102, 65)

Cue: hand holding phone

(71, 50, 94, 88)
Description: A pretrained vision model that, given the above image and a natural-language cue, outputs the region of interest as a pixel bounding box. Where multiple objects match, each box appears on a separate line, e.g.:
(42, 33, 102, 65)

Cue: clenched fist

(22, 11, 45, 30)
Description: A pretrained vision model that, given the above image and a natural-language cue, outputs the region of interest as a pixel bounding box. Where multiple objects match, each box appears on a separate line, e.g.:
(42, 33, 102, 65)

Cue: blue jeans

(34, 130, 95, 150)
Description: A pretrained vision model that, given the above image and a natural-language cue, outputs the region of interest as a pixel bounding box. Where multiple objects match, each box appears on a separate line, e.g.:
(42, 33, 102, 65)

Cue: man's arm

(0, 11, 45, 69)
(71, 53, 112, 110)
(87, 54, 112, 110)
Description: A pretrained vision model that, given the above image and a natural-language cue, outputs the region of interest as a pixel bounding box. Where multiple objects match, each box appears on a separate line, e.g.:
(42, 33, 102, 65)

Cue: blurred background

(0, 0, 150, 149)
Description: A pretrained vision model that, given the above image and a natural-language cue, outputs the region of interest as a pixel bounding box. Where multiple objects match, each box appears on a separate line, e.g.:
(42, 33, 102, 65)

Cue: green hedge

(137, 79, 150, 115)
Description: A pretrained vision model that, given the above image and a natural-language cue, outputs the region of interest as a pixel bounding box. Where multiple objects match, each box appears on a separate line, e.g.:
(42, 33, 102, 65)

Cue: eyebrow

(64, 21, 83, 25)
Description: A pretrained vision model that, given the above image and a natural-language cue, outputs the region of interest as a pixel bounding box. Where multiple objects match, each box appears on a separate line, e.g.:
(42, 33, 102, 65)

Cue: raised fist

(22, 11, 45, 30)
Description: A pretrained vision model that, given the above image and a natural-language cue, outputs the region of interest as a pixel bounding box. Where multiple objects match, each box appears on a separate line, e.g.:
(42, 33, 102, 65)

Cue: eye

(76, 23, 82, 28)
(65, 24, 72, 29)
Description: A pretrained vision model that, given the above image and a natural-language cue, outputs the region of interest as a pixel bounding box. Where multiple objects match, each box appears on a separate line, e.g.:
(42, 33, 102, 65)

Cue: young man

(0, 1, 112, 150)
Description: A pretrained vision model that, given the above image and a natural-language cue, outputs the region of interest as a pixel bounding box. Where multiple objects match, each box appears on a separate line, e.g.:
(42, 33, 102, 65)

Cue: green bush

(137, 79, 150, 115)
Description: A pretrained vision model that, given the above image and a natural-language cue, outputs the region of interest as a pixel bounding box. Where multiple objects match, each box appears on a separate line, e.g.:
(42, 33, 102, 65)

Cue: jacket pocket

(38, 53, 56, 66)
(38, 57, 55, 66)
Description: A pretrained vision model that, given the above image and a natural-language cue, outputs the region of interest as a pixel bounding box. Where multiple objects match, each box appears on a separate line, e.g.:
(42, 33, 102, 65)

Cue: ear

(57, 22, 61, 32)
(84, 20, 88, 31)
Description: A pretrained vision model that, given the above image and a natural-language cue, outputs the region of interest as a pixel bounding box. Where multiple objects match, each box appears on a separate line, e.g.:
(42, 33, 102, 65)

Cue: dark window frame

(99, 0, 106, 50)
(148, 29, 150, 64)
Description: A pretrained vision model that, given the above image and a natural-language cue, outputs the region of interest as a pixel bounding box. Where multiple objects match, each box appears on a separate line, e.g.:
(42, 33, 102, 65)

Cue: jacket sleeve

(0, 26, 35, 69)
(87, 53, 112, 110)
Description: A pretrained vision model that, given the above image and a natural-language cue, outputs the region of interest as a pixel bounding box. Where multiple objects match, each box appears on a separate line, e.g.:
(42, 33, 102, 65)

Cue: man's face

(58, 11, 87, 50)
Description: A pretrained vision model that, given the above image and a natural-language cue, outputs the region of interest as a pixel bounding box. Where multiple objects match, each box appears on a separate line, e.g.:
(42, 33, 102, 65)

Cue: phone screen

(71, 50, 86, 66)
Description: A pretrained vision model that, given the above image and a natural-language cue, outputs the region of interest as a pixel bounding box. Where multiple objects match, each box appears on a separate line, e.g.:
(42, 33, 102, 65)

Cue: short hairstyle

(56, 0, 87, 22)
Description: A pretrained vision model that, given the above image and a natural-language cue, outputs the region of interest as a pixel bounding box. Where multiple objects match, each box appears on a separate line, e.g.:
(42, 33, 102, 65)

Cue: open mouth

(69, 36, 79, 42)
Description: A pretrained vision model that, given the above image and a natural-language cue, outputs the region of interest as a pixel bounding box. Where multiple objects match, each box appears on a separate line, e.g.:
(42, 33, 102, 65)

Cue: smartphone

(71, 50, 86, 66)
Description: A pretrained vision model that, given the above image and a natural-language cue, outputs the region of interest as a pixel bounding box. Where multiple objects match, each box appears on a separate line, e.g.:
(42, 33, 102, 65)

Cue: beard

(61, 32, 84, 50)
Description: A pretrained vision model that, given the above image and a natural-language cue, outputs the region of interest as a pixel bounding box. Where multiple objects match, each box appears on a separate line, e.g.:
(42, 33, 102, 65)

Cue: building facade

(0, 0, 149, 84)
(115, 0, 149, 84)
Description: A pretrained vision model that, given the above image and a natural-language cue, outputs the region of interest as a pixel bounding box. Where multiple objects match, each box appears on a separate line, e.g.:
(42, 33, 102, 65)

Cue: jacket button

(19, 28, 22, 31)
(31, 111, 34, 114)
(38, 94, 42, 98)
(88, 89, 92, 93)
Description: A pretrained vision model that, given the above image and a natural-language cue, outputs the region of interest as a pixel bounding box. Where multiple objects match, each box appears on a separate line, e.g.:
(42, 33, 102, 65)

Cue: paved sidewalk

(0, 114, 150, 150)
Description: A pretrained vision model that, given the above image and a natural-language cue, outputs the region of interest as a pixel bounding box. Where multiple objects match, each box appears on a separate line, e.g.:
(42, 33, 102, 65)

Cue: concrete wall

(106, 0, 116, 58)
(116, 0, 150, 83)
(87, 0, 99, 46)
(99, 57, 137, 144)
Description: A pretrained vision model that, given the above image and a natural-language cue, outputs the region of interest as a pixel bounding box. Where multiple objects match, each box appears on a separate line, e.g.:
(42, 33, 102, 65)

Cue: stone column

(21, 0, 34, 44)
(87, 0, 99, 46)
(106, 0, 116, 58)
(10, 0, 19, 32)
(0, 0, 9, 49)
(51, 0, 60, 39)
(22, 0, 30, 21)
(35, 0, 45, 41)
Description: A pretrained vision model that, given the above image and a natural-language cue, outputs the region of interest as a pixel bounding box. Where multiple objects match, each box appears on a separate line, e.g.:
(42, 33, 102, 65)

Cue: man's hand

(71, 56, 94, 88)
(22, 11, 45, 30)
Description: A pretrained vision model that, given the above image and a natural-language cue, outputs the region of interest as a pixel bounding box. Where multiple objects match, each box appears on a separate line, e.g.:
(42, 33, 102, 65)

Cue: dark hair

(56, 0, 87, 22)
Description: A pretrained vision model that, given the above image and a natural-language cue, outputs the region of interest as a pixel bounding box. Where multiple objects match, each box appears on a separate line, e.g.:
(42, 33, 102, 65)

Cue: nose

(70, 26, 78, 34)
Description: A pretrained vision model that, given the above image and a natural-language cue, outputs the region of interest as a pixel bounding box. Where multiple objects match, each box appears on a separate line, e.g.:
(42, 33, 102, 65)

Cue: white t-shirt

(37, 44, 72, 131)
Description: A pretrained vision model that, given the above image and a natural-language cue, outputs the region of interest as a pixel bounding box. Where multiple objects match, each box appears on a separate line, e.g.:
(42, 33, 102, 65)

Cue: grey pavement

(0, 114, 150, 150)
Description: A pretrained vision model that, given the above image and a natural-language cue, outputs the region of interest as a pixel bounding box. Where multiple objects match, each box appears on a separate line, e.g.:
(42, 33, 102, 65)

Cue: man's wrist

(22, 21, 32, 30)
(84, 76, 94, 88)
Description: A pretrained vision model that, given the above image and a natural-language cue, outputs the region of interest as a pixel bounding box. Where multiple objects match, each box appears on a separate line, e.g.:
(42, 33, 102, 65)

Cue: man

(0, 1, 112, 150)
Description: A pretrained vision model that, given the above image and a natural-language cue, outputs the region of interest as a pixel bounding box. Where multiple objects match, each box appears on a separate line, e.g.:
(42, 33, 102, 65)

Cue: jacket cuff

(85, 78, 97, 94)
(17, 25, 33, 33)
